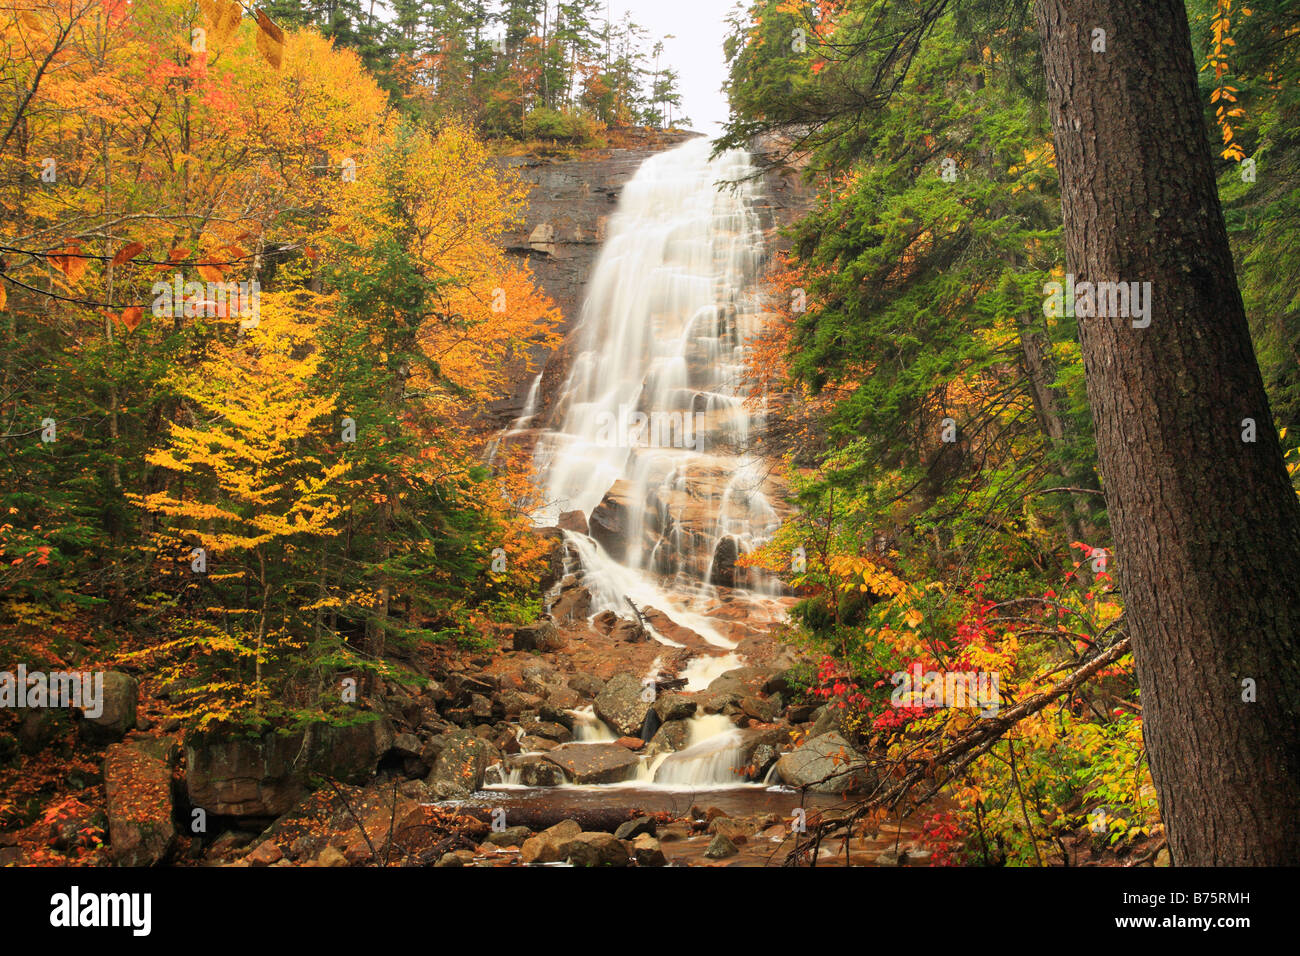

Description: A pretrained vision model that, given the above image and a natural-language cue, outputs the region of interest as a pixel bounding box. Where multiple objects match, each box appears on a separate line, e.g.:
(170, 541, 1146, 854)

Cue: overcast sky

(608, 0, 738, 136)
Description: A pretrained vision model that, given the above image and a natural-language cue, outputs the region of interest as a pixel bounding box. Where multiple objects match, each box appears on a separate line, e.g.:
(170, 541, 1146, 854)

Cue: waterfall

(532, 137, 781, 636)
(514, 137, 789, 791)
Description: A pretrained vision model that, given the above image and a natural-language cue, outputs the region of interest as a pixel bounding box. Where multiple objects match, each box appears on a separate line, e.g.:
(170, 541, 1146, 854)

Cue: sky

(607, 0, 739, 136)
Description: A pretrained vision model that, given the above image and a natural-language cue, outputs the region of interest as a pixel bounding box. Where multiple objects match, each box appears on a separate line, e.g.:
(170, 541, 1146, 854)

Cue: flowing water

(491, 137, 793, 794)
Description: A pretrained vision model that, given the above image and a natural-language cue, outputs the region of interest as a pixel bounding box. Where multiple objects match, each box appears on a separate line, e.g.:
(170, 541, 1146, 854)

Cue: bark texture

(1036, 0, 1300, 864)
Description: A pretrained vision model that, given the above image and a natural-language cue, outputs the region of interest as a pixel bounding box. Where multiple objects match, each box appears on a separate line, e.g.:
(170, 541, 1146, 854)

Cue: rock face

(492, 130, 698, 430)
(776, 732, 874, 794)
(104, 737, 176, 865)
(594, 673, 651, 738)
(81, 671, 138, 743)
(186, 716, 395, 816)
(588, 483, 638, 562)
(541, 743, 641, 784)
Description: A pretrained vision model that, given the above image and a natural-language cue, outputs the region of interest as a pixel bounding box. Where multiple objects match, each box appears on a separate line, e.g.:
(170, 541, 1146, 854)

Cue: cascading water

(532, 138, 782, 644)
(499, 137, 793, 791)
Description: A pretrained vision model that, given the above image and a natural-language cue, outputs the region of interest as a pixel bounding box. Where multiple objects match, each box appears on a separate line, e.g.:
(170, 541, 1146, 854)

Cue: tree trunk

(1035, 0, 1300, 864)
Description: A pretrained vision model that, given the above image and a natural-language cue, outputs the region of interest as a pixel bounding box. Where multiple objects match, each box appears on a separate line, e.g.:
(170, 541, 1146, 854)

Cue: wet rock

(541, 742, 641, 784)
(710, 535, 739, 588)
(485, 825, 533, 848)
(530, 526, 567, 593)
(518, 717, 572, 743)
(708, 816, 751, 843)
(104, 736, 176, 866)
(594, 673, 651, 737)
(589, 484, 637, 561)
(746, 743, 780, 781)
(614, 816, 657, 840)
(435, 852, 464, 867)
(647, 719, 690, 755)
(609, 617, 649, 643)
(549, 584, 592, 626)
(776, 732, 873, 794)
(519, 735, 561, 752)
(653, 692, 697, 722)
(697, 691, 742, 716)
(556, 510, 589, 535)
(513, 620, 565, 652)
(614, 736, 644, 750)
(567, 831, 630, 867)
(632, 833, 667, 866)
(80, 671, 138, 744)
(425, 729, 497, 795)
(705, 833, 739, 859)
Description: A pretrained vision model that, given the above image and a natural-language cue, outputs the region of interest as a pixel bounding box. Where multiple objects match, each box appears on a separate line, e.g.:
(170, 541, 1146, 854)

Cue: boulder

(588, 484, 637, 561)
(504, 753, 568, 787)
(647, 719, 690, 755)
(705, 833, 739, 859)
(568, 673, 605, 698)
(609, 617, 649, 643)
(740, 695, 780, 723)
(541, 743, 641, 784)
(566, 831, 630, 867)
(594, 673, 651, 737)
(513, 620, 565, 652)
(519, 717, 572, 742)
(187, 733, 306, 817)
(104, 736, 176, 865)
(425, 729, 497, 795)
(520, 819, 582, 863)
(486, 826, 533, 847)
(80, 671, 138, 743)
(614, 816, 657, 840)
(709, 535, 739, 588)
(653, 692, 697, 722)
(632, 833, 667, 866)
(776, 732, 873, 794)
(556, 510, 589, 535)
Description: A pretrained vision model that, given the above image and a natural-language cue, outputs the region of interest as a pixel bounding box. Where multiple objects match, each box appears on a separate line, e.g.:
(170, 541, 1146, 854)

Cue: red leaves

(118, 306, 145, 331)
(111, 241, 146, 266)
(49, 241, 89, 283)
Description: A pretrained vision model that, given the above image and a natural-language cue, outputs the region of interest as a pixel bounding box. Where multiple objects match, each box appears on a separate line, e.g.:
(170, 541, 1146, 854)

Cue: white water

(516, 138, 787, 791)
